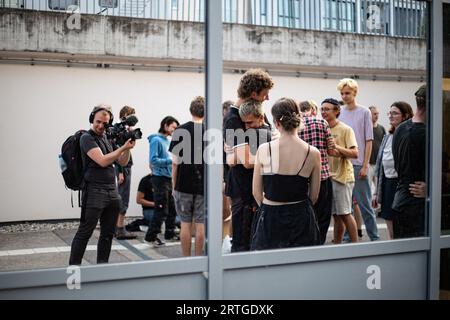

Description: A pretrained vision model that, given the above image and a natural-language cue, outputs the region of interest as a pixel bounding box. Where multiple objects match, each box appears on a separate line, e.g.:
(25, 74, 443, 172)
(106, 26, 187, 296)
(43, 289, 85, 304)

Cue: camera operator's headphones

(89, 106, 114, 125)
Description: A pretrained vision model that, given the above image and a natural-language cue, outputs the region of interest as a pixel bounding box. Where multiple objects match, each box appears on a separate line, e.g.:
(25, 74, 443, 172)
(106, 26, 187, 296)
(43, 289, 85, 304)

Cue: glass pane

(442, 2, 450, 235)
(0, 0, 206, 272)
(48, 0, 79, 10)
(441, 249, 450, 300)
(221, 0, 428, 256)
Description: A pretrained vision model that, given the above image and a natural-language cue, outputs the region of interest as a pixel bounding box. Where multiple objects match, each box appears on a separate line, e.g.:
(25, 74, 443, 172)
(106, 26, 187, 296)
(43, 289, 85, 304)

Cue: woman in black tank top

(250, 98, 321, 250)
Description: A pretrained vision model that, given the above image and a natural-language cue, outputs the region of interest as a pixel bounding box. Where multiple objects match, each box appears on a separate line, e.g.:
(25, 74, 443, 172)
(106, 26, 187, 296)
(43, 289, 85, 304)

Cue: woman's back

(258, 136, 320, 204)
(259, 137, 318, 177)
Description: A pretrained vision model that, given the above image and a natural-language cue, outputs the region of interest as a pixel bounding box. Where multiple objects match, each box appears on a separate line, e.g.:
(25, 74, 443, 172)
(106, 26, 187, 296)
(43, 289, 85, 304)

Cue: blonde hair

(337, 78, 359, 93)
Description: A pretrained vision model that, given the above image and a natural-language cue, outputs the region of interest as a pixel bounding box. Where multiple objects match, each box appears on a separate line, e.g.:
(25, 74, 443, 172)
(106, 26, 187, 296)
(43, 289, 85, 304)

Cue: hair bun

(279, 113, 301, 131)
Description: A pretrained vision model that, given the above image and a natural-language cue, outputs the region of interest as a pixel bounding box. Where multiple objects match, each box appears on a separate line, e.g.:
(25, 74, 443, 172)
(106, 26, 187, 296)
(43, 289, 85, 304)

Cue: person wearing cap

(69, 105, 136, 265)
(391, 85, 427, 238)
(321, 98, 359, 243)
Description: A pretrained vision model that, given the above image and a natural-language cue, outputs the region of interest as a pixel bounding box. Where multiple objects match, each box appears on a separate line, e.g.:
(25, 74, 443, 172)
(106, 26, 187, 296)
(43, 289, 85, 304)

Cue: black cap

(321, 98, 340, 107)
(415, 84, 426, 98)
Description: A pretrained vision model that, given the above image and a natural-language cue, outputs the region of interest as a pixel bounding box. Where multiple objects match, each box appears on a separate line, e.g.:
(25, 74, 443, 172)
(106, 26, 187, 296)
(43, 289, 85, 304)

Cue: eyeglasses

(320, 107, 333, 112)
(387, 111, 401, 116)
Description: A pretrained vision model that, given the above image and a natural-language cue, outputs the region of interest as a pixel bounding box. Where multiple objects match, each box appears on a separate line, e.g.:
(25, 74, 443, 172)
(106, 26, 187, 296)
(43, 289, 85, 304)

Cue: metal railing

(0, 0, 426, 38)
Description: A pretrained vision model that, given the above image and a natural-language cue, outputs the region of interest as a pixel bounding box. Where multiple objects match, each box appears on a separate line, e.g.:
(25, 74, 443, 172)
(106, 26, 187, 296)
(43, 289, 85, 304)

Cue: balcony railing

(0, 0, 426, 38)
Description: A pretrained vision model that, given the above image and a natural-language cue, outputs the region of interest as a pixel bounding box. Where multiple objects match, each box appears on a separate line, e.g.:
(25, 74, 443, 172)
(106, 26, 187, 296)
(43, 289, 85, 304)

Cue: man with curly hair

(223, 68, 274, 252)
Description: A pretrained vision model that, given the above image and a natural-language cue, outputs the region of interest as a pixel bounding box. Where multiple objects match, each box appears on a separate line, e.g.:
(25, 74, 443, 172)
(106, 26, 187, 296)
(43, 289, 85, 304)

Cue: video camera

(105, 115, 143, 146)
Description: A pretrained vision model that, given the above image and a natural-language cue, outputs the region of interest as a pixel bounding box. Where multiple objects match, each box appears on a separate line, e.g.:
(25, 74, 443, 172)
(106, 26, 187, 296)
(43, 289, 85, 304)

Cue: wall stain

(246, 30, 273, 45)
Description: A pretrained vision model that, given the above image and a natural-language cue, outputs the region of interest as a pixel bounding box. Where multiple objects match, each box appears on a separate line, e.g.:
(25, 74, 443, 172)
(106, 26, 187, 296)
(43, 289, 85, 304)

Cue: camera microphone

(124, 115, 139, 126)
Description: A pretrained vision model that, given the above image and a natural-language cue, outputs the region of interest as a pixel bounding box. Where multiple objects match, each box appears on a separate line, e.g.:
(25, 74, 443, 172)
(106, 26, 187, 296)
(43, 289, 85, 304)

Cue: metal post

(428, 0, 443, 301)
(205, 0, 224, 300)
(356, 0, 361, 33)
(389, 0, 395, 36)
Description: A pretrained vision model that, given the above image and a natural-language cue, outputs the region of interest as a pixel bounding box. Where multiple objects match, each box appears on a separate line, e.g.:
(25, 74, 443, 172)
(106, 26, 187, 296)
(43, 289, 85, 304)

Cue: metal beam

(205, 0, 223, 300)
(428, 0, 443, 301)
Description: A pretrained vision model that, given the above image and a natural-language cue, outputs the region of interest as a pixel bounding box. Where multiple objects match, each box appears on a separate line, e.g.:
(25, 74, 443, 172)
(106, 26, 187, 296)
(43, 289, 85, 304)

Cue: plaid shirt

(299, 116, 331, 181)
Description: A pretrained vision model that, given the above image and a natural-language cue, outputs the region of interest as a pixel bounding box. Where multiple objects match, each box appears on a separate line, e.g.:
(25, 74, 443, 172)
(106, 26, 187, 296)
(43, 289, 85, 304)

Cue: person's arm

(372, 136, 387, 208)
(325, 125, 335, 156)
(360, 110, 374, 178)
(359, 140, 372, 178)
(136, 191, 155, 207)
(172, 154, 179, 190)
(252, 148, 264, 206)
(117, 148, 132, 167)
(409, 181, 426, 198)
(86, 139, 135, 168)
(225, 143, 238, 167)
(334, 145, 359, 159)
(234, 144, 256, 169)
(309, 149, 321, 205)
(115, 164, 125, 185)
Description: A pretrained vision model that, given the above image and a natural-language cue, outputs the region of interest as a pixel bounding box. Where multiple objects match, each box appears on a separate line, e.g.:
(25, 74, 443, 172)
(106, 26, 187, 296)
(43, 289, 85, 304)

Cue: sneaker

(164, 234, 180, 241)
(145, 236, 165, 246)
(115, 229, 137, 240)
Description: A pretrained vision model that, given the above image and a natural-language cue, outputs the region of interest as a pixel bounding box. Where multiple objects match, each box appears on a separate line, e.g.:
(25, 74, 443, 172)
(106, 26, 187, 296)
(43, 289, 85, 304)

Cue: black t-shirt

(223, 107, 271, 202)
(370, 124, 386, 165)
(80, 130, 116, 185)
(137, 174, 155, 209)
(169, 121, 204, 195)
(392, 119, 426, 210)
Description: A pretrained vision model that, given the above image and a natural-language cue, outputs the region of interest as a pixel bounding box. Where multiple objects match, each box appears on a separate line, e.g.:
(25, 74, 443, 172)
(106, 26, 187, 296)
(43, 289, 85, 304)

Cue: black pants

(231, 197, 256, 252)
(393, 202, 425, 238)
(69, 184, 121, 265)
(117, 166, 131, 214)
(314, 178, 333, 245)
(145, 176, 177, 241)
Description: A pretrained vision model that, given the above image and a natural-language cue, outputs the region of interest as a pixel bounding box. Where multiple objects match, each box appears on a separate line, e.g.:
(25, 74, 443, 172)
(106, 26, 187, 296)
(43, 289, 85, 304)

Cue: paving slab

(0, 252, 70, 272)
(0, 232, 68, 250)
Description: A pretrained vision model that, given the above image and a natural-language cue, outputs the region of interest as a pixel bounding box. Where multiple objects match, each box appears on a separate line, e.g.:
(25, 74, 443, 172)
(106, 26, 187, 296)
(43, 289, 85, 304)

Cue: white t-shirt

(382, 134, 398, 178)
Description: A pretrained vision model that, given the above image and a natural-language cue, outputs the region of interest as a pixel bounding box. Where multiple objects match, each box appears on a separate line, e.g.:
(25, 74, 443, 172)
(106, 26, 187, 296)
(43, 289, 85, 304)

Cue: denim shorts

(173, 190, 205, 223)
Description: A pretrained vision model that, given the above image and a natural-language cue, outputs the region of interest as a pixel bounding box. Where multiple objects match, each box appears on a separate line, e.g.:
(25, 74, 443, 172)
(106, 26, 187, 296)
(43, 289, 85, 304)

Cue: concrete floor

(0, 218, 389, 272)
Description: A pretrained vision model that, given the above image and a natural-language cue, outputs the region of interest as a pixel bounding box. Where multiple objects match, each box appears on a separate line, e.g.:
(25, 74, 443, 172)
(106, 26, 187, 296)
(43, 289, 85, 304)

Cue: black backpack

(60, 130, 87, 191)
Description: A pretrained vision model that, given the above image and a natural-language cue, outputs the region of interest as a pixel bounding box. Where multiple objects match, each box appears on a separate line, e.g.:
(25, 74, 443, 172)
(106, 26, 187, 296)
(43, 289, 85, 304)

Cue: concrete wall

(0, 63, 422, 222)
(0, 9, 426, 75)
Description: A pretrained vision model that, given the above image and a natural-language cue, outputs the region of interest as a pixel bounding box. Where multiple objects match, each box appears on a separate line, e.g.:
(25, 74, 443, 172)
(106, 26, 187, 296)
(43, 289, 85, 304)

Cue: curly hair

(237, 68, 274, 99)
(190, 96, 205, 118)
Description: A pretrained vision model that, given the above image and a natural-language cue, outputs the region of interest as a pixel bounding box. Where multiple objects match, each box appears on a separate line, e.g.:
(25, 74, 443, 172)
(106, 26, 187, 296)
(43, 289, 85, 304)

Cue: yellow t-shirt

(329, 121, 358, 184)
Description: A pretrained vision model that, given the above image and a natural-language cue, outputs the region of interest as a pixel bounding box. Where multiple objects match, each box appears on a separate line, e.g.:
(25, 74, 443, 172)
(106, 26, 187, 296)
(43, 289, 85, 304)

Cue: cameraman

(114, 106, 138, 240)
(69, 105, 136, 265)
